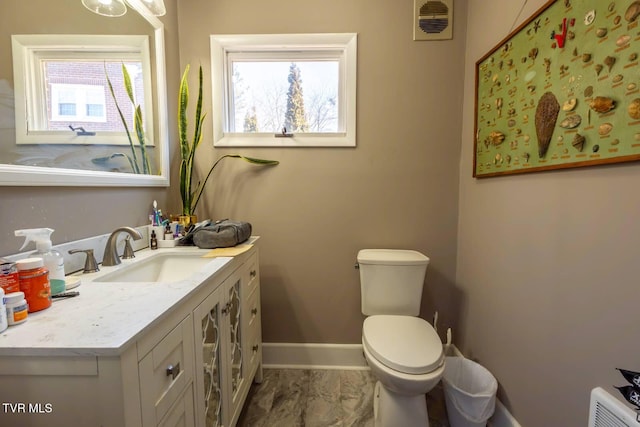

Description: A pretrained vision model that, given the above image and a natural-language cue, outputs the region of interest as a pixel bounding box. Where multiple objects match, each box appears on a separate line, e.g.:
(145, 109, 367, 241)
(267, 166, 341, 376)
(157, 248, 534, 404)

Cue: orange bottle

(16, 258, 51, 312)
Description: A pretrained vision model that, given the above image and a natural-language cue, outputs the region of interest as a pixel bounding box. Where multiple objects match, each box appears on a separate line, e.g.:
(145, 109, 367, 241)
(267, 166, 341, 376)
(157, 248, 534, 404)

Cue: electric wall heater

(589, 387, 638, 427)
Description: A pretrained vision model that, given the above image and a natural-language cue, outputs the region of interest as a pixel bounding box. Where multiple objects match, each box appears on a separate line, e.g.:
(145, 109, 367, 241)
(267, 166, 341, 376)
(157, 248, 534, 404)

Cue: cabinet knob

(251, 308, 258, 316)
(166, 362, 181, 380)
(252, 344, 259, 353)
(250, 270, 257, 278)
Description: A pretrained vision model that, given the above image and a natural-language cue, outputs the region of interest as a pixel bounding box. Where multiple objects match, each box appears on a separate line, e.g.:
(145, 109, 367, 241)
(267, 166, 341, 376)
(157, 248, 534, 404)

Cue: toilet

(357, 249, 445, 427)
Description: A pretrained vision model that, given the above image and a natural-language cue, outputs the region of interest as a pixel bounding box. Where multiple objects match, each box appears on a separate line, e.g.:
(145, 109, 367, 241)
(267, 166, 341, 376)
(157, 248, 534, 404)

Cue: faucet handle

(68, 249, 100, 273)
(122, 236, 136, 259)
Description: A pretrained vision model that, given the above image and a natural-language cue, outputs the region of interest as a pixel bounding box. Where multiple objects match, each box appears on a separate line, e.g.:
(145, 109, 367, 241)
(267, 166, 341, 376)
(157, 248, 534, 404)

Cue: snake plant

(178, 64, 279, 216)
(105, 63, 152, 174)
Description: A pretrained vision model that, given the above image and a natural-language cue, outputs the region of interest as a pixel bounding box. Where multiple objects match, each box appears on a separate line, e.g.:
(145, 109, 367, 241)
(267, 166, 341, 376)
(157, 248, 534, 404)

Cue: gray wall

(176, 0, 467, 344)
(457, 0, 640, 425)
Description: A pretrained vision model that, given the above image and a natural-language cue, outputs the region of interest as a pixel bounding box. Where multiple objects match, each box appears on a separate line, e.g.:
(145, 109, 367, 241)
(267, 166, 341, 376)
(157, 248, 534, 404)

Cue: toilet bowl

(362, 315, 445, 427)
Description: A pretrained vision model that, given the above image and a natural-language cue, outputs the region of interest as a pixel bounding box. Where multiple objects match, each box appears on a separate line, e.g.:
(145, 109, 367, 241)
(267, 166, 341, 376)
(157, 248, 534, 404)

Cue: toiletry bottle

(16, 257, 51, 312)
(164, 223, 172, 240)
(150, 230, 158, 250)
(0, 287, 8, 332)
(15, 228, 66, 295)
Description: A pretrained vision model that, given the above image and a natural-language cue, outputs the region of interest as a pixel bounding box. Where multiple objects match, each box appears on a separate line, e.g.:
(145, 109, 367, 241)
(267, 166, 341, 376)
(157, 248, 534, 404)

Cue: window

(12, 34, 154, 146)
(210, 33, 357, 147)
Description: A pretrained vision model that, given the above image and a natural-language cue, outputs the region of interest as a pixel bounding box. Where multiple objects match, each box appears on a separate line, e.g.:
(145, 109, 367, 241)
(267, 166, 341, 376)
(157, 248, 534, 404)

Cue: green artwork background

(474, 0, 640, 177)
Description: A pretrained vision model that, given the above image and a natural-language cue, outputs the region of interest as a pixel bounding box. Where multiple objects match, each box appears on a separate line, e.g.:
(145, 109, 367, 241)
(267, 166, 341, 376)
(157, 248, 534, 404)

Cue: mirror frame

(0, 0, 169, 187)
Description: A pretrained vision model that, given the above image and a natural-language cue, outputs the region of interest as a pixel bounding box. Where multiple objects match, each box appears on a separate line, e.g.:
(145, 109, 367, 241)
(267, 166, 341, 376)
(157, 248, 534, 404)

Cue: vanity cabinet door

(139, 315, 194, 427)
(193, 285, 226, 427)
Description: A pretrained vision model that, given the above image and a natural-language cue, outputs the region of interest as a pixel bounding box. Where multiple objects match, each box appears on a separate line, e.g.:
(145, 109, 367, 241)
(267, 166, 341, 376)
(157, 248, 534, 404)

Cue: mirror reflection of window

(12, 34, 153, 146)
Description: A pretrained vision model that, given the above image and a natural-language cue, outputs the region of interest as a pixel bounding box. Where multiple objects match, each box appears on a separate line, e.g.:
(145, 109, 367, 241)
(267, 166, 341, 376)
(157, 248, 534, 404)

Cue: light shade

(82, 0, 127, 17)
(141, 0, 166, 16)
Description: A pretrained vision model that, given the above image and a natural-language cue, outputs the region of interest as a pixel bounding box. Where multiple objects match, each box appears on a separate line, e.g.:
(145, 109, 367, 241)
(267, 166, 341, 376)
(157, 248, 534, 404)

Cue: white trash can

(442, 356, 498, 427)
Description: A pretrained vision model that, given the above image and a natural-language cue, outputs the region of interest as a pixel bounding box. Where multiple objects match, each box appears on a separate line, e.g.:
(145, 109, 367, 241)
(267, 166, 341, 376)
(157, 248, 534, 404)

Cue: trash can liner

(442, 356, 498, 426)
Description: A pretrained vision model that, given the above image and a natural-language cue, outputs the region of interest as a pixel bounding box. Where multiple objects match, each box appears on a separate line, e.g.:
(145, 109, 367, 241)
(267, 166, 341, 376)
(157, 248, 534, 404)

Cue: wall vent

(589, 387, 638, 427)
(413, 0, 453, 41)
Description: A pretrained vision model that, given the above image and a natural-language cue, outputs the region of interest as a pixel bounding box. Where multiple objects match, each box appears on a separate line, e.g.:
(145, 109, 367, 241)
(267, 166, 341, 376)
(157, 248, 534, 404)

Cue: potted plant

(178, 64, 279, 225)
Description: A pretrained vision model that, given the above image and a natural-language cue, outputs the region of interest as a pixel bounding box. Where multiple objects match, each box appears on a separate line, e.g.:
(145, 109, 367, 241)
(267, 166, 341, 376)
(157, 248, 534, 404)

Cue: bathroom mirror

(0, 0, 169, 186)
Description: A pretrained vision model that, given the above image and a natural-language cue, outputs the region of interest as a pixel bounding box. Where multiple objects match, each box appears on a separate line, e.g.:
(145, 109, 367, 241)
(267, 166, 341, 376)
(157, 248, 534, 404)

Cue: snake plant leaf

(105, 65, 140, 174)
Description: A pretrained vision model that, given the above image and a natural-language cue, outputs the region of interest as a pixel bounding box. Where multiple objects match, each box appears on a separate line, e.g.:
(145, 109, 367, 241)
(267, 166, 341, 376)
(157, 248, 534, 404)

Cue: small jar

(5, 291, 28, 325)
(0, 288, 7, 332)
(17, 257, 51, 313)
(0, 258, 20, 294)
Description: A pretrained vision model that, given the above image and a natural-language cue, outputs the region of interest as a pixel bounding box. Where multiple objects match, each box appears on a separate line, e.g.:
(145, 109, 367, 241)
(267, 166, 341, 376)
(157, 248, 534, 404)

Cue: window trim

(11, 34, 154, 146)
(210, 33, 357, 147)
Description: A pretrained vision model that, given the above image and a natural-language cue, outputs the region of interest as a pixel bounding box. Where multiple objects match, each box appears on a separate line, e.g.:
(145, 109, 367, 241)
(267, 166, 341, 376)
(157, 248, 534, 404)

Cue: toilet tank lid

(357, 249, 429, 266)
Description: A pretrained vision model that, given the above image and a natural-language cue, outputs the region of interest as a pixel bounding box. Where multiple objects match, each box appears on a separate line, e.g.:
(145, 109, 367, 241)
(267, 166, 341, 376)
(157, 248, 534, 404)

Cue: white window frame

(11, 34, 154, 146)
(210, 33, 357, 147)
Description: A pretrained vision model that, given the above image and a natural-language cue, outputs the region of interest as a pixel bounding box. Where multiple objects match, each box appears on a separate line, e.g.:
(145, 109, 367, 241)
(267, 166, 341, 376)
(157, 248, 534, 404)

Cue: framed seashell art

(474, 0, 640, 177)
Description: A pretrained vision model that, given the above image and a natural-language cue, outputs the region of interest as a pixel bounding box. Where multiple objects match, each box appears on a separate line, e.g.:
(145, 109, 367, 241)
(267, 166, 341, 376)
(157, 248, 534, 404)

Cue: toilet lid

(363, 315, 444, 374)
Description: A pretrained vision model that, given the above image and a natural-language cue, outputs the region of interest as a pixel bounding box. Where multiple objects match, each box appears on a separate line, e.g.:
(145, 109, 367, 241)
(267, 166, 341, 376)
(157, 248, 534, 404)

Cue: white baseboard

(262, 342, 521, 427)
(262, 342, 368, 370)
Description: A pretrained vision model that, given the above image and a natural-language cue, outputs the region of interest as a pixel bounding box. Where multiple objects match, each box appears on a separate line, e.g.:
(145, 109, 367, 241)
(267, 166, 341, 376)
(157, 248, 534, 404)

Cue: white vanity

(0, 240, 263, 427)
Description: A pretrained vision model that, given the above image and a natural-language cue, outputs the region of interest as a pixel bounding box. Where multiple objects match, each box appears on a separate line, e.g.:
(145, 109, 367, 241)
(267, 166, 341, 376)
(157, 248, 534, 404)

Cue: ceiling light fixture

(82, 0, 166, 17)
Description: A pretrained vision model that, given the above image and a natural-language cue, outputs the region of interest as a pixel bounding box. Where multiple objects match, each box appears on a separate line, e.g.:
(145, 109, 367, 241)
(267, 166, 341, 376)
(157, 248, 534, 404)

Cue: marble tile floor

(237, 368, 450, 427)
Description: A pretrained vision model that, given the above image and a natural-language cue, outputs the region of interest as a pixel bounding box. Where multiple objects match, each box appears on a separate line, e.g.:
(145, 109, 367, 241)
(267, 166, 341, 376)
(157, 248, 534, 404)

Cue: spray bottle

(15, 228, 66, 295)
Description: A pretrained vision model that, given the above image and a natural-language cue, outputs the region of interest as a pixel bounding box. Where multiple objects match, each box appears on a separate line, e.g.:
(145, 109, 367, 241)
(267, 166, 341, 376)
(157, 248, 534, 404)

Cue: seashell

(525, 70, 536, 82)
(604, 56, 616, 72)
(535, 92, 560, 158)
(593, 144, 600, 153)
(523, 152, 530, 162)
(611, 139, 620, 145)
(615, 15, 622, 25)
(572, 134, 585, 151)
(598, 123, 613, 135)
(613, 74, 624, 83)
(573, 47, 579, 56)
(527, 85, 536, 93)
(609, 2, 615, 13)
(557, 135, 564, 142)
(630, 53, 638, 61)
(523, 134, 530, 142)
(560, 114, 582, 129)
(506, 155, 512, 164)
(562, 98, 577, 111)
(529, 48, 538, 60)
(595, 64, 603, 75)
(582, 53, 592, 62)
(584, 86, 594, 98)
(508, 119, 516, 127)
(628, 83, 637, 91)
(487, 131, 505, 146)
(494, 153, 503, 165)
(628, 98, 640, 119)
(617, 35, 631, 47)
(596, 28, 608, 38)
(625, 1, 640, 22)
(584, 10, 596, 25)
(567, 31, 575, 40)
(589, 96, 616, 113)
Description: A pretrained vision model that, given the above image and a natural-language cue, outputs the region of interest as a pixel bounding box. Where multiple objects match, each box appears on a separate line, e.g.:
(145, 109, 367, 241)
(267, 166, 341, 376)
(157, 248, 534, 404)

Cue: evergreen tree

(243, 106, 259, 132)
(283, 63, 308, 132)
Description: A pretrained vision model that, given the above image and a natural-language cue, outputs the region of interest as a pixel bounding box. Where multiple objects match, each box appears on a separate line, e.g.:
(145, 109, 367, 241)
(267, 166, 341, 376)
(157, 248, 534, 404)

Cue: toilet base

(374, 381, 429, 427)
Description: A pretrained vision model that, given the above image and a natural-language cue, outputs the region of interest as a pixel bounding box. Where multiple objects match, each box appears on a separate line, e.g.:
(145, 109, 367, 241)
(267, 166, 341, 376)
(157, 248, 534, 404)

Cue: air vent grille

(589, 387, 637, 427)
(413, 0, 453, 41)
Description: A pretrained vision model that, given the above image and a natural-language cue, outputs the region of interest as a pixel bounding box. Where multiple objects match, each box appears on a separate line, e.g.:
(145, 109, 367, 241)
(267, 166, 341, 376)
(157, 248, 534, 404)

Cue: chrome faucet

(102, 227, 143, 266)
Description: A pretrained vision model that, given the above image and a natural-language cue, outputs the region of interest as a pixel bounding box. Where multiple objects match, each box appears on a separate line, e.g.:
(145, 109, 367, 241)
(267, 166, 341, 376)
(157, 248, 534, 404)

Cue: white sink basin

(95, 253, 215, 283)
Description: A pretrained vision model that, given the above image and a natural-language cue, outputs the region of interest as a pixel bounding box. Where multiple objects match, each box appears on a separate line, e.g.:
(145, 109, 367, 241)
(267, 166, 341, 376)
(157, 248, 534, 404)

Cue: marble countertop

(0, 247, 234, 357)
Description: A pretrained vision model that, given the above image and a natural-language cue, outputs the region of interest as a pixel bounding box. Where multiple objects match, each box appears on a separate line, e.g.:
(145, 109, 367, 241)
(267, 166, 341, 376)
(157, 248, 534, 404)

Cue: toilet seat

(363, 315, 444, 375)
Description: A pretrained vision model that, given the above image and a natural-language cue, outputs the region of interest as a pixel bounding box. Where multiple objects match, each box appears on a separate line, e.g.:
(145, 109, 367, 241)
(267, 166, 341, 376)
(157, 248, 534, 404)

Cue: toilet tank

(357, 249, 429, 316)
